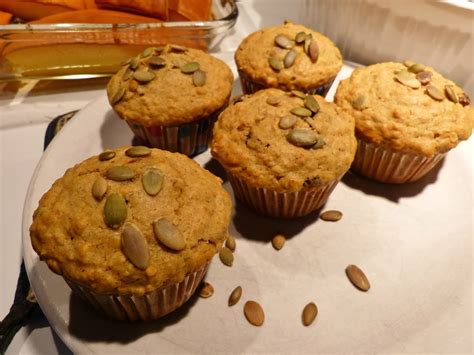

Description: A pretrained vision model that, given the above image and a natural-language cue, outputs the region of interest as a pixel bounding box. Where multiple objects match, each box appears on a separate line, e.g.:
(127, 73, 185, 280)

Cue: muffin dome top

(211, 88, 357, 192)
(334, 62, 474, 156)
(107, 45, 234, 126)
(30, 147, 232, 295)
(235, 22, 342, 90)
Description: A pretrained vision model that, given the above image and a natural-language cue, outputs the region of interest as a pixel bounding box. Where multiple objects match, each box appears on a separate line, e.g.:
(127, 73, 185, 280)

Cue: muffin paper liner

(351, 139, 446, 184)
(238, 70, 335, 97)
(65, 262, 209, 322)
(228, 173, 340, 218)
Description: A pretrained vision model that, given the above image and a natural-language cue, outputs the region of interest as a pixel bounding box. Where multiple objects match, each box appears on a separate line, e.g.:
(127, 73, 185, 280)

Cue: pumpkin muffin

(235, 21, 342, 96)
(107, 45, 234, 157)
(334, 61, 474, 183)
(211, 88, 357, 218)
(30, 146, 232, 321)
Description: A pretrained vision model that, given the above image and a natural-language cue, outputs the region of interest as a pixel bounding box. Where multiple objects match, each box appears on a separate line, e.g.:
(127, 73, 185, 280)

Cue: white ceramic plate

(22, 63, 473, 353)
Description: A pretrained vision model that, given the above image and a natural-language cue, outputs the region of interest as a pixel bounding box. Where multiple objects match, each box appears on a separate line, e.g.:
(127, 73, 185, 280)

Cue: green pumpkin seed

(142, 168, 164, 196)
(125, 146, 151, 157)
(106, 166, 135, 181)
(170, 44, 187, 52)
(121, 223, 149, 269)
(445, 85, 458, 103)
(311, 137, 326, 149)
(426, 85, 444, 101)
(304, 95, 320, 113)
(416, 71, 432, 85)
(104, 193, 127, 229)
(302, 302, 318, 326)
(279, 115, 297, 129)
(395, 71, 421, 89)
(268, 56, 283, 72)
(345, 264, 371, 291)
(290, 107, 312, 117)
(153, 218, 185, 251)
(303, 33, 312, 54)
(274, 34, 293, 49)
(291, 90, 306, 99)
(149, 56, 166, 67)
(140, 47, 155, 58)
(225, 235, 236, 251)
(228, 286, 242, 306)
(407, 63, 425, 74)
(98, 150, 115, 161)
(199, 282, 214, 298)
(284, 48, 297, 68)
(320, 210, 343, 221)
(121, 57, 131, 66)
(130, 57, 139, 70)
(92, 176, 107, 201)
(219, 247, 234, 266)
(111, 87, 125, 104)
(133, 70, 156, 83)
(123, 67, 133, 81)
(403, 60, 416, 68)
(308, 39, 319, 63)
(244, 301, 264, 326)
(295, 31, 306, 44)
(287, 128, 319, 147)
(352, 93, 367, 110)
(266, 95, 280, 106)
(272, 233, 286, 250)
(180, 62, 200, 74)
(193, 70, 206, 87)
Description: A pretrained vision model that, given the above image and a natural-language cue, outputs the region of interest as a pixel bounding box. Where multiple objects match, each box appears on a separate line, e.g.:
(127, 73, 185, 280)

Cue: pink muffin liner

(351, 139, 446, 184)
(65, 262, 209, 322)
(238, 70, 335, 97)
(228, 173, 341, 218)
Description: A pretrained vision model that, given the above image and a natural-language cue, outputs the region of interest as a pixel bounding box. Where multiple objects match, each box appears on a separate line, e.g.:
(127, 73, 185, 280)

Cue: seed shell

(170, 44, 187, 52)
(106, 166, 135, 181)
(303, 33, 312, 53)
(279, 115, 297, 129)
(320, 210, 343, 222)
(272, 234, 286, 250)
(308, 39, 319, 63)
(266, 95, 280, 106)
(395, 70, 421, 89)
(111, 87, 125, 104)
(302, 302, 318, 326)
(445, 86, 458, 103)
(130, 57, 139, 70)
(268, 56, 283, 72)
(274, 34, 293, 49)
(142, 168, 164, 196)
(98, 150, 116, 161)
(193, 70, 206, 87)
(291, 90, 306, 99)
(228, 286, 242, 306)
(140, 47, 155, 58)
(287, 129, 318, 147)
(180, 62, 200, 74)
(284, 48, 297, 68)
(219, 247, 234, 266)
(153, 218, 186, 251)
(416, 71, 432, 85)
(92, 176, 107, 201)
(345, 264, 371, 291)
(133, 70, 156, 83)
(199, 282, 214, 298)
(104, 193, 127, 229)
(290, 107, 312, 117)
(225, 235, 236, 252)
(149, 56, 166, 67)
(121, 223, 149, 269)
(407, 63, 425, 74)
(244, 301, 265, 326)
(459, 93, 471, 106)
(403, 60, 416, 68)
(304, 95, 320, 113)
(126, 146, 151, 157)
(123, 67, 133, 81)
(295, 31, 306, 44)
(426, 85, 444, 101)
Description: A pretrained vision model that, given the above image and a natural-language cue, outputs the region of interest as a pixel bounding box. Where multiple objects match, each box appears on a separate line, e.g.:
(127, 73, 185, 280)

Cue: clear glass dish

(0, 0, 238, 80)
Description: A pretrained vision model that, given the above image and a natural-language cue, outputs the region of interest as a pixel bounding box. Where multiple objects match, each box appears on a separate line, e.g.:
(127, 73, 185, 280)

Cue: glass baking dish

(0, 0, 238, 80)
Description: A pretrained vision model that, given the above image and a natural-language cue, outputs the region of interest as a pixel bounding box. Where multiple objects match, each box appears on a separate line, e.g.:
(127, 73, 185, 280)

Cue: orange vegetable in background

(95, 0, 168, 20)
(0, 11, 13, 25)
(29, 9, 163, 23)
(169, 0, 212, 21)
(18, 0, 96, 10)
(0, 0, 72, 21)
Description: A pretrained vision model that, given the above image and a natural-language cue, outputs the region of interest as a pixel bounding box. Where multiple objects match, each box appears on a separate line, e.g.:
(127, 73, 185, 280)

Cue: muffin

(107, 45, 234, 156)
(30, 146, 232, 321)
(334, 61, 474, 184)
(235, 21, 342, 96)
(211, 88, 357, 218)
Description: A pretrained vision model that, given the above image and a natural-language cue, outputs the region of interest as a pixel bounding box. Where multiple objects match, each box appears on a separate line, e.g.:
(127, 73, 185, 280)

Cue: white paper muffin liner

(351, 139, 446, 184)
(238, 70, 335, 97)
(65, 262, 209, 322)
(228, 173, 340, 218)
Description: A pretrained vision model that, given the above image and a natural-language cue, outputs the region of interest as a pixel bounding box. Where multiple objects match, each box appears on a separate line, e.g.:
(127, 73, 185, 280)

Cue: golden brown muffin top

(235, 22, 342, 90)
(211, 88, 357, 192)
(30, 147, 232, 296)
(107, 45, 234, 126)
(334, 61, 474, 156)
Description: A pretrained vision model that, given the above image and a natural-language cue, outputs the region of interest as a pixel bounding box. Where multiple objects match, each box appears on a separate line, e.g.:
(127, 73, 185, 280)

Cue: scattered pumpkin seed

(403, 60, 416, 68)
(104, 193, 127, 229)
(199, 282, 214, 298)
(346, 264, 371, 291)
(121, 223, 149, 269)
(304, 95, 320, 113)
(228, 286, 242, 306)
(92, 176, 107, 201)
(290, 107, 312, 117)
(142, 168, 164, 196)
(295, 31, 306, 44)
(154, 46, 165, 53)
(284, 48, 297, 68)
(180, 62, 200, 74)
(308, 39, 319, 63)
(302, 302, 318, 326)
(225, 235, 236, 252)
(123, 67, 133, 81)
(140, 47, 154, 58)
(268, 56, 283, 72)
(106, 166, 135, 181)
(320, 210, 343, 221)
(395, 70, 421, 89)
(266, 95, 280, 106)
(426, 85, 444, 101)
(130, 57, 139, 70)
(133, 70, 156, 83)
(459, 93, 471, 106)
(407, 63, 425, 74)
(219, 247, 234, 266)
(303, 33, 312, 54)
(149, 56, 166, 67)
(193, 70, 206, 87)
(445, 85, 458, 103)
(126, 146, 151, 157)
(271, 234, 286, 250)
(352, 93, 367, 110)
(291, 90, 306, 99)
(279, 115, 297, 129)
(111, 87, 125, 104)
(311, 137, 326, 149)
(98, 150, 115, 161)
(244, 301, 265, 326)
(170, 44, 187, 52)
(416, 71, 432, 85)
(287, 128, 319, 147)
(121, 57, 131, 66)
(274, 34, 293, 49)
(153, 218, 186, 251)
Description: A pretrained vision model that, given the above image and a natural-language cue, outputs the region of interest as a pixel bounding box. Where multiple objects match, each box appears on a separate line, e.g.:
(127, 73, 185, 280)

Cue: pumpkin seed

(426, 85, 444, 101)
(154, 46, 165, 54)
(291, 90, 306, 99)
(308, 39, 319, 63)
(268, 57, 283, 72)
(121, 57, 131, 66)
(271, 233, 286, 250)
(180, 62, 200, 74)
(311, 137, 326, 150)
(290, 107, 312, 117)
(416, 71, 432, 85)
(345, 264, 370, 291)
(153, 218, 185, 251)
(403, 60, 416, 68)
(352, 93, 367, 110)
(303, 33, 312, 54)
(106, 166, 135, 181)
(320, 210, 343, 221)
(395, 71, 421, 89)
(130, 57, 139, 70)
(304, 95, 320, 113)
(274, 34, 293, 49)
(140, 47, 154, 58)
(193, 70, 206, 87)
(142, 168, 164, 196)
(219, 247, 233, 266)
(284, 48, 297, 68)
(295, 31, 306, 44)
(99, 150, 116, 161)
(459, 93, 471, 106)
(170, 44, 187, 52)
(92, 176, 107, 201)
(111, 87, 125, 104)
(199, 282, 214, 298)
(445, 85, 458, 103)
(125, 146, 151, 157)
(104, 193, 127, 229)
(121, 223, 149, 269)
(407, 63, 425, 74)
(225, 235, 236, 251)
(266, 95, 280, 106)
(133, 70, 156, 83)
(149, 56, 166, 67)
(123, 67, 133, 81)
(244, 301, 265, 326)
(287, 128, 319, 147)
(279, 115, 297, 129)
(302, 302, 318, 326)
(228, 286, 242, 306)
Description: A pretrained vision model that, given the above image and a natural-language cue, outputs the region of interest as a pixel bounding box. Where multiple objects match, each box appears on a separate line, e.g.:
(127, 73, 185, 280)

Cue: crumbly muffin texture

(211, 89, 357, 192)
(107, 45, 233, 126)
(30, 147, 232, 296)
(334, 62, 474, 156)
(235, 22, 342, 90)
